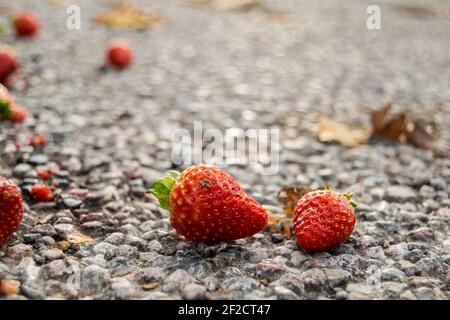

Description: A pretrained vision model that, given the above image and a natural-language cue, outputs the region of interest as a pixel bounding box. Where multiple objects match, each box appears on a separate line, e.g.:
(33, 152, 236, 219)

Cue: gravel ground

(0, 0, 449, 300)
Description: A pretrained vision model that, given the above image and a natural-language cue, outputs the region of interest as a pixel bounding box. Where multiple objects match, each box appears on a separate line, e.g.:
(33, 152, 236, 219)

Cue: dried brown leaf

(55, 240, 70, 251)
(142, 282, 158, 290)
(315, 117, 371, 147)
(0, 279, 20, 296)
(182, 0, 258, 11)
(67, 232, 94, 245)
(94, 5, 164, 29)
(370, 104, 448, 156)
(266, 11, 292, 22)
(406, 122, 449, 157)
(371, 103, 392, 133)
(277, 186, 313, 216)
(376, 113, 408, 142)
(259, 279, 269, 286)
(394, 5, 441, 18)
(266, 213, 293, 239)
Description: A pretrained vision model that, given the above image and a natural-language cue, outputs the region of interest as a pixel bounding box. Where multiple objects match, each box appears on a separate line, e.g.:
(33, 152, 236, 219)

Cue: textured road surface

(0, 0, 449, 300)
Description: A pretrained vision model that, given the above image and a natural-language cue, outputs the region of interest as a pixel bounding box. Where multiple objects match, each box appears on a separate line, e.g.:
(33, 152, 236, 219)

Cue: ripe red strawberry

(0, 48, 19, 85)
(0, 177, 23, 248)
(13, 11, 40, 38)
(31, 184, 53, 202)
(293, 189, 356, 252)
(150, 164, 268, 243)
(9, 105, 28, 123)
(107, 42, 133, 69)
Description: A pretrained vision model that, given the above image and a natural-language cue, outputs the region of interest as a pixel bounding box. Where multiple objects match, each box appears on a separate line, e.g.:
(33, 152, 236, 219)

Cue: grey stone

(80, 265, 110, 295)
(111, 278, 138, 300)
(182, 283, 207, 300)
(42, 248, 64, 261)
(380, 267, 406, 282)
(386, 186, 416, 202)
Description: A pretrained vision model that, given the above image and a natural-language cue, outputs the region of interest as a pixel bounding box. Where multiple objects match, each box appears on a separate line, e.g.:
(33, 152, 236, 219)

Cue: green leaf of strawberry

(149, 171, 179, 210)
(0, 99, 12, 119)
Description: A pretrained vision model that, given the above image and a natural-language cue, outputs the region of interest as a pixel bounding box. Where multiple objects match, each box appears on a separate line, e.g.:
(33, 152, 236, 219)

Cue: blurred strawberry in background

(0, 48, 20, 85)
(13, 11, 40, 38)
(106, 41, 133, 69)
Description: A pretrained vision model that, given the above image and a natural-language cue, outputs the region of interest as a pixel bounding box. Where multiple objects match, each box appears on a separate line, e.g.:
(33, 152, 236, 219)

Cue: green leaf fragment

(344, 193, 353, 200)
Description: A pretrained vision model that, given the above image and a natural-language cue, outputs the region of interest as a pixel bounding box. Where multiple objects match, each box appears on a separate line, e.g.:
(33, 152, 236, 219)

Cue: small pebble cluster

(0, 0, 449, 300)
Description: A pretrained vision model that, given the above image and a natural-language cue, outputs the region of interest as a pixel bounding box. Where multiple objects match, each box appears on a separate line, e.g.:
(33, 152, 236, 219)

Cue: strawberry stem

(148, 170, 180, 210)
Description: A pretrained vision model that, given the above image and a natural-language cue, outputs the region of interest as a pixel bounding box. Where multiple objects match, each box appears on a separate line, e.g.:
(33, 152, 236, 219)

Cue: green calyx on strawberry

(0, 99, 12, 119)
(149, 164, 269, 243)
(149, 170, 179, 210)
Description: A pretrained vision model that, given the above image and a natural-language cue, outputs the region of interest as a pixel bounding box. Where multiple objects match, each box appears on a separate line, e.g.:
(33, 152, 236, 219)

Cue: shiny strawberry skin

(0, 177, 23, 247)
(14, 12, 40, 37)
(169, 164, 268, 242)
(293, 190, 356, 252)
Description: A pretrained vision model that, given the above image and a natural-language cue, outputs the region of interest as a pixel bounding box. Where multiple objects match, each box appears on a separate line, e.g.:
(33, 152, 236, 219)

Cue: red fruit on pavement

(30, 133, 46, 146)
(107, 42, 133, 69)
(9, 105, 28, 123)
(0, 49, 19, 85)
(293, 189, 356, 252)
(31, 184, 53, 202)
(13, 11, 40, 37)
(150, 164, 268, 243)
(0, 177, 23, 248)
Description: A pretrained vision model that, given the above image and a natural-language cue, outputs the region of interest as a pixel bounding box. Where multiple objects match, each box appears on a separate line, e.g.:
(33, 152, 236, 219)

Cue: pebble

(385, 186, 416, 203)
(182, 283, 207, 300)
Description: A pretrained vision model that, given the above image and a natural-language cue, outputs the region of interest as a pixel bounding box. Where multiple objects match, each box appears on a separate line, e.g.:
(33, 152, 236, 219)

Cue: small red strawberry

(31, 184, 53, 202)
(0, 177, 23, 248)
(150, 164, 268, 243)
(107, 42, 133, 69)
(9, 105, 28, 123)
(29, 133, 46, 146)
(13, 11, 40, 38)
(293, 189, 356, 252)
(0, 48, 19, 85)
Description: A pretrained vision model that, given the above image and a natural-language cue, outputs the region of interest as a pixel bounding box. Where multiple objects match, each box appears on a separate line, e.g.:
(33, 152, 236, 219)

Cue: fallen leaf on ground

(142, 282, 158, 290)
(182, 0, 258, 11)
(394, 4, 440, 18)
(314, 116, 372, 147)
(266, 213, 293, 238)
(371, 103, 407, 142)
(182, 0, 291, 20)
(277, 186, 314, 216)
(55, 241, 70, 251)
(266, 10, 292, 22)
(0, 279, 20, 296)
(259, 279, 268, 286)
(406, 121, 449, 157)
(94, 5, 164, 29)
(370, 104, 448, 156)
(67, 232, 94, 245)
